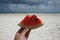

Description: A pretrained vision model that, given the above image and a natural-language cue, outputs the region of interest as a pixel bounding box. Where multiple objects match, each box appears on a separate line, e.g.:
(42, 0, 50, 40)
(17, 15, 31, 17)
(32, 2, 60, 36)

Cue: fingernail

(16, 33, 20, 35)
(25, 29, 29, 31)
(27, 29, 29, 31)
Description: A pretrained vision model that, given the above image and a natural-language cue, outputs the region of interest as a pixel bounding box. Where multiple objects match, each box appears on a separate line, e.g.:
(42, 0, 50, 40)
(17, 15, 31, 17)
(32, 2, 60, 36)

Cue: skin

(14, 28, 31, 40)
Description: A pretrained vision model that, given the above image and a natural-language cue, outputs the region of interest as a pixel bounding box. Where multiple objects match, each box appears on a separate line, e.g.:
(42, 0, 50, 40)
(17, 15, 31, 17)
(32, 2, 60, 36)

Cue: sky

(0, 0, 60, 13)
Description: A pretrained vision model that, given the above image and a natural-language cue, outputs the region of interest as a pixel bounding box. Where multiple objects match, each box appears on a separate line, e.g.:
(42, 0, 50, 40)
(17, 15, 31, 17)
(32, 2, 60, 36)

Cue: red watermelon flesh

(18, 15, 43, 29)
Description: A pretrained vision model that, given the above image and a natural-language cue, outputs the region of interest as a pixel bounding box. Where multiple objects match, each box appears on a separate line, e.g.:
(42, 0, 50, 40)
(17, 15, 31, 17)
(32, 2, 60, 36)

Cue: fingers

(25, 29, 31, 38)
(17, 28, 25, 34)
(15, 28, 24, 36)
(21, 28, 29, 35)
(15, 27, 31, 37)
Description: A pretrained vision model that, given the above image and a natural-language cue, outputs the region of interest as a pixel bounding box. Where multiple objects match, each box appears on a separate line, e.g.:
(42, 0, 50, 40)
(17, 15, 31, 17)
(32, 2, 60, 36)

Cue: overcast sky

(0, 0, 60, 13)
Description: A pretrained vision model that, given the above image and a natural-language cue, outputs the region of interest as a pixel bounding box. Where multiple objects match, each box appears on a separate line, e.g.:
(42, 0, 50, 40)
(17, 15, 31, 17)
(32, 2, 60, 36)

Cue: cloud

(0, 0, 60, 12)
(8, 3, 60, 12)
(0, 4, 12, 12)
(0, 0, 49, 5)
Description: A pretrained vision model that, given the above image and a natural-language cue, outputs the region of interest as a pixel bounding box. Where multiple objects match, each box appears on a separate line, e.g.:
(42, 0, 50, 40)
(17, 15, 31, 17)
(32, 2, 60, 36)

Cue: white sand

(0, 13, 60, 40)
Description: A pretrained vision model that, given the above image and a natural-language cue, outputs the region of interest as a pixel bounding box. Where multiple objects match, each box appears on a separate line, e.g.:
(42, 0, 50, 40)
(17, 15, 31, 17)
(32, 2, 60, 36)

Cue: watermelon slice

(18, 15, 43, 29)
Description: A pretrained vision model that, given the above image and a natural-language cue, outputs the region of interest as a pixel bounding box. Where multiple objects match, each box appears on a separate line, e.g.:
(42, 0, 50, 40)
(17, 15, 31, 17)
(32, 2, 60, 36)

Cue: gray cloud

(0, 0, 49, 5)
(0, 4, 13, 12)
(0, 0, 60, 13)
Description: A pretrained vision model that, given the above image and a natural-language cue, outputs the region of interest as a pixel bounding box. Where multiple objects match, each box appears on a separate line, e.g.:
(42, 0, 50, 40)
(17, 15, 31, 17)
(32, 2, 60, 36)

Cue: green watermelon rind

(18, 23, 44, 29)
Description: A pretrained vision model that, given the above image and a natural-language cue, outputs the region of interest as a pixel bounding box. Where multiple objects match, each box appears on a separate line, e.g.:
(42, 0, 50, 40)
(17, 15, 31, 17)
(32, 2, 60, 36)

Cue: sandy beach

(0, 13, 60, 40)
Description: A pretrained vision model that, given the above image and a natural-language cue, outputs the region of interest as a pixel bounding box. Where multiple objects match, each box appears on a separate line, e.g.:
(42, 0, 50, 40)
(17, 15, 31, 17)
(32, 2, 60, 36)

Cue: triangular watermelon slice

(18, 15, 43, 29)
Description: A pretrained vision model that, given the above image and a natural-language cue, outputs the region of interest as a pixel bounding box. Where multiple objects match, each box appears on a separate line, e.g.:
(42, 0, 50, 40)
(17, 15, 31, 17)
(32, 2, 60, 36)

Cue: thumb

(21, 28, 29, 35)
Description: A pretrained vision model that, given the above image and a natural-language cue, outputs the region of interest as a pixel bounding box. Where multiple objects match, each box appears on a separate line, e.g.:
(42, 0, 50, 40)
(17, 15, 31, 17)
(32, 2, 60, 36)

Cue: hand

(14, 28, 31, 40)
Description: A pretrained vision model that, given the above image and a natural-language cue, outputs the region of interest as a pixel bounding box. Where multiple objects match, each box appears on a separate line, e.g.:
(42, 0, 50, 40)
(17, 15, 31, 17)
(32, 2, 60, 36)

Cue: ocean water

(0, 13, 60, 40)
